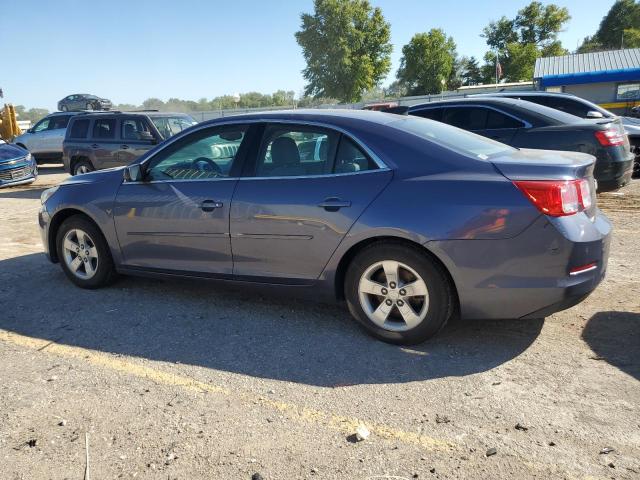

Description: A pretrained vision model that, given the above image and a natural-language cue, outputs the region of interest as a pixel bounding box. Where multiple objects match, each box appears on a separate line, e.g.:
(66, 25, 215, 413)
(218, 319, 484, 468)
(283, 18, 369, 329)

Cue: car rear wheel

(60, 105, 68, 112)
(345, 242, 454, 345)
(73, 160, 94, 175)
(56, 216, 117, 289)
(86, 103, 94, 111)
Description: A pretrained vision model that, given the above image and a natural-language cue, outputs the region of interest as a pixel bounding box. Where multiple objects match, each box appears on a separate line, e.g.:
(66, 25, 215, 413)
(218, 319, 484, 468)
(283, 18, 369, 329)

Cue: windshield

(389, 115, 514, 159)
(151, 115, 198, 139)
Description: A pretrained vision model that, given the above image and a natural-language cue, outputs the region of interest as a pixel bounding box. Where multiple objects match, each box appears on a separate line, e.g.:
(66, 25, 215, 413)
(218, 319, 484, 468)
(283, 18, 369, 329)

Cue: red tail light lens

(595, 129, 625, 146)
(514, 179, 592, 217)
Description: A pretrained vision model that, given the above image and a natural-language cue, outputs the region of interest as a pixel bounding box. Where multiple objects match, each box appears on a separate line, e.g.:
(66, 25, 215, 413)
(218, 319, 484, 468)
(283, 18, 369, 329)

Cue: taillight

(514, 179, 592, 217)
(595, 129, 625, 146)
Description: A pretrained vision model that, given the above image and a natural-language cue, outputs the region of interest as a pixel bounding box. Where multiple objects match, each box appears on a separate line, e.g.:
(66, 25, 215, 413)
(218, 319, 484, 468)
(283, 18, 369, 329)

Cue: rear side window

(411, 108, 443, 121)
(528, 96, 589, 117)
(486, 110, 525, 129)
(92, 119, 116, 139)
(69, 119, 89, 139)
(334, 136, 377, 173)
(443, 107, 488, 130)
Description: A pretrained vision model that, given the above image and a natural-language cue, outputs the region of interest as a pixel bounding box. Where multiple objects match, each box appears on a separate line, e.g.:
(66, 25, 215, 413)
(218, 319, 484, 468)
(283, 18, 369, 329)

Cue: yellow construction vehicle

(0, 104, 22, 142)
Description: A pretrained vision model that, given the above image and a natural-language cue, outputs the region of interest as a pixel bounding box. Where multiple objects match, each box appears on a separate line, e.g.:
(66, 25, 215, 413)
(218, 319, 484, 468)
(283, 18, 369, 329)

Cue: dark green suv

(62, 111, 197, 175)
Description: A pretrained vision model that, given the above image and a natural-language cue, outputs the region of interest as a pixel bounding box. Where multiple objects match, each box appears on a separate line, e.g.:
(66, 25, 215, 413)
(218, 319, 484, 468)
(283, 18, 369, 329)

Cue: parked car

(58, 94, 112, 112)
(63, 111, 198, 175)
(13, 112, 80, 164)
(476, 91, 640, 177)
(407, 97, 634, 191)
(39, 110, 610, 345)
(0, 143, 37, 188)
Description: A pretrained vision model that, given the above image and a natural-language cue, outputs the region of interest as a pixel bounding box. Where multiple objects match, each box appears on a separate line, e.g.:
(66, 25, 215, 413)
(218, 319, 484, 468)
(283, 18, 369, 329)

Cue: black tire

(56, 215, 117, 289)
(73, 159, 94, 175)
(345, 241, 454, 345)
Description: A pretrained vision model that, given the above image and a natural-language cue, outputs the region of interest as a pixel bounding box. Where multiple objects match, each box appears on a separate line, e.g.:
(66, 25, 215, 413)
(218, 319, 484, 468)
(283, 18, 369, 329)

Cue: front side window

(69, 119, 90, 139)
(617, 83, 640, 100)
(146, 126, 247, 181)
(32, 118, 51, 132)
(151, 116, 198, 139)
(443, 107, 488, 131)
(121, 118, 150, 140)
(92, 119, 116, 139)
(50, 115, 72, 130)
(256, 127, 338, 177)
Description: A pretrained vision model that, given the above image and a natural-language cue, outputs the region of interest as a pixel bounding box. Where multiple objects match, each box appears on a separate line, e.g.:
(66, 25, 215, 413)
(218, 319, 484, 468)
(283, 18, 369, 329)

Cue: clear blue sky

(1, 0, 614, 110)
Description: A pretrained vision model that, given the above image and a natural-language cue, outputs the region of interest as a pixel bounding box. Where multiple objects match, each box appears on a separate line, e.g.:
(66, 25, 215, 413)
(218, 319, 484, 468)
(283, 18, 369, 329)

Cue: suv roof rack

(124, 109, 160, 112)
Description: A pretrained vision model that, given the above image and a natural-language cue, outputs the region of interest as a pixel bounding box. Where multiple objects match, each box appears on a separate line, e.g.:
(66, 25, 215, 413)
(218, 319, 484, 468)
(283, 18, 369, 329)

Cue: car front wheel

(345, 242, 454, 345)
(56, 215, 116, 289)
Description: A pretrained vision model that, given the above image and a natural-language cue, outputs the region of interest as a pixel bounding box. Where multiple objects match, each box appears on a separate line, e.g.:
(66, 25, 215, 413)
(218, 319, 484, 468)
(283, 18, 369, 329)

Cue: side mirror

(586, 110, 604, 119)
(123, 164, 143, 182)
(139, 131, 157, 144)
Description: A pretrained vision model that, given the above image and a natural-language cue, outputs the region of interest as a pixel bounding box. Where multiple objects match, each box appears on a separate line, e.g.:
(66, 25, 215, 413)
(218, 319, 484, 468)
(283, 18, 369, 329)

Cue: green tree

(578, 0, 640, 52)
(396, 29, 457, 95)
(482, 1, 570, 81)
(463, 57, 483, 85)
(295, 0, 392, 102)
(13, 105, 49, 124)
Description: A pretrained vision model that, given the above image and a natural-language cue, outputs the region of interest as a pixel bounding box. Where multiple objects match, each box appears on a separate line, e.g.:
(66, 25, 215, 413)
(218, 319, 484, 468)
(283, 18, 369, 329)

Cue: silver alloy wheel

(75, 164, 91, 175)
(358, 260, 429, 332)
(86, 103, 93, 110)
(62, 229, 99, 280)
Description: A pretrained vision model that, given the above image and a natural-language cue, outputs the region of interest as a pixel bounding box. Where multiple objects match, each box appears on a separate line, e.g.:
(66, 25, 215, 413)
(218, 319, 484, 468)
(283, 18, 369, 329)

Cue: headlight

(40, 186, 59, 205)
(25, 152, 34, 164)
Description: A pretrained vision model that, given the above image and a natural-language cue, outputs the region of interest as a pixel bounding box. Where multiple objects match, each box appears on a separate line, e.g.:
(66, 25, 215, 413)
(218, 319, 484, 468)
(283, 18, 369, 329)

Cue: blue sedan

(0, 142, 38, 188)
(38, 110, 610, 344)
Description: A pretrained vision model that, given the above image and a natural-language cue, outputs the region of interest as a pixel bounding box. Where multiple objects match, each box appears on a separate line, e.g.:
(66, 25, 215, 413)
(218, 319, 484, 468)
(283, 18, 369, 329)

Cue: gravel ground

(0, 165, 638, 480)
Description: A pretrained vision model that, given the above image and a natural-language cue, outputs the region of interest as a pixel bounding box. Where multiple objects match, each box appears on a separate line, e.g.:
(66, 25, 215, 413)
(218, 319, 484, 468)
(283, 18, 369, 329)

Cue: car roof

(409, 97, 583, 124)
(69, 111, 192, 119)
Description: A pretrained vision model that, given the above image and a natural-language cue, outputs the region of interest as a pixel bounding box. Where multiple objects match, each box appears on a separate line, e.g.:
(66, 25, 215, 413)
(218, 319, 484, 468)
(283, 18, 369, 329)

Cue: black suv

(63, 111, 197, 175)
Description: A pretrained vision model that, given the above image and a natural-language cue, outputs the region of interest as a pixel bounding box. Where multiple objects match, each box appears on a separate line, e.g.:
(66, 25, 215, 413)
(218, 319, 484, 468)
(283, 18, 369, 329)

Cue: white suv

(13, 112, 79, 164)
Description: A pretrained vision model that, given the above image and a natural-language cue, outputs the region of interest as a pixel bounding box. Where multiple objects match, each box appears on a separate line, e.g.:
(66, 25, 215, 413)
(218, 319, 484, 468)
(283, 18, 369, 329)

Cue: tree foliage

(578, 0, 640, 52)
(396, 29, 457, 95)
(13, 105, 49, 124)
(295, 0, 392, 102)
(482, 1, 569, 81)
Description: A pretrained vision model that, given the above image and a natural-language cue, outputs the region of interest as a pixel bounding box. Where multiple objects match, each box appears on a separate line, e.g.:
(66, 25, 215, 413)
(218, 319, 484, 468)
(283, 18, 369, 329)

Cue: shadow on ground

(0, 253, 544, 387)
(582, 311, 640, 381)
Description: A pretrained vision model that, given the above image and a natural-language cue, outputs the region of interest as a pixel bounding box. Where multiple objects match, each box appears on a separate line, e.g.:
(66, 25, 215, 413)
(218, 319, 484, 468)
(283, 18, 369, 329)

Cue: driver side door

(113, 124, 252, 275)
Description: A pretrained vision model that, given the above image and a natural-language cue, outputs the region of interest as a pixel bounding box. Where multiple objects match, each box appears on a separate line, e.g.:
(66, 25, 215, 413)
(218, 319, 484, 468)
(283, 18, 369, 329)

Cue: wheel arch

(69, 155, 93, 175)
(48, 208, 102, 263)
(333, 236, 460, 312)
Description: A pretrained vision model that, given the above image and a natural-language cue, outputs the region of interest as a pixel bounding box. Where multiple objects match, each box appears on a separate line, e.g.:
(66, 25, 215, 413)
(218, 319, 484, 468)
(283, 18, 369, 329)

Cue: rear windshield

(389, 116, 514, 159)
(151, 115, 198, 139)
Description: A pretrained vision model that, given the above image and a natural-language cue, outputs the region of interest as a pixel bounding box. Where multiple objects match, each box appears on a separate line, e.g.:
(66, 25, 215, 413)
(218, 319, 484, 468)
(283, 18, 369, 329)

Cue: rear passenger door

(230, 123, 393, 281)
(89, 118, 120, 170)
(117, 117, 156, 165)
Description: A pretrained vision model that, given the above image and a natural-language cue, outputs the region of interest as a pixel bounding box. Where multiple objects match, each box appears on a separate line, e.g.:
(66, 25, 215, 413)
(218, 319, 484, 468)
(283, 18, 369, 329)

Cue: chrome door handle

(318, 197, 351, 212)
(201, 200, 223, 212)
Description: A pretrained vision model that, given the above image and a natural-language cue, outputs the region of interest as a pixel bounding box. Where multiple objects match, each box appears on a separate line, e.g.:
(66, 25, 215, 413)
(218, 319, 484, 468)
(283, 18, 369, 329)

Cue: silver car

(13, 112, 78, 164)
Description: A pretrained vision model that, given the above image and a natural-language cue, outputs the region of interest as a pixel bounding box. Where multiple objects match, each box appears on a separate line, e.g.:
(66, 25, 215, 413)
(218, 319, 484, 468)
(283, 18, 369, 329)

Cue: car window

(92, 119, 116, 139)
(69, 119, 90, 139)
(485, 110, 525, 129)
(32, 118, 51, 133)
(411, 108, 444, 121)
(146, 126, 247, 181)
(255, 126, 339, 177)
(50, 115, 72, 130)
(527, 96, 589, 117)
(121, 118, 150, 140)
(334, 136, 377, 173)
(389, 116, 514, 159)
(443, 107, 488, 130)
(150, 116, 198, 139)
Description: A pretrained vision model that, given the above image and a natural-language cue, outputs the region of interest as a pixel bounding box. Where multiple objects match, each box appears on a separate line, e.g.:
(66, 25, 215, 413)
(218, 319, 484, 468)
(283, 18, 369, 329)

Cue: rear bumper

(428, 211, 611, 320)
(595, 156, 634, 191)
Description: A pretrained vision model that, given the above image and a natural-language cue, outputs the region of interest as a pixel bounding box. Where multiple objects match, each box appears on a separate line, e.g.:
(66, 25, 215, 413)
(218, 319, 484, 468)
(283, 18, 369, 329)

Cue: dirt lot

(0, 166, 638, 480)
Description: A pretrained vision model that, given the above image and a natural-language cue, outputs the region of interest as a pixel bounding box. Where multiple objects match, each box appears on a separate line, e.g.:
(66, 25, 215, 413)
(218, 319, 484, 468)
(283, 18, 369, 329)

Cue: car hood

(62, 166, 124, 186)
(0, 144, 28, 163)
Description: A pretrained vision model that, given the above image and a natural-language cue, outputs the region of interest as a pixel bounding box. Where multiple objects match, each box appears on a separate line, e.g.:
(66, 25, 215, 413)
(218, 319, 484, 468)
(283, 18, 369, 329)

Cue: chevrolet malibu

(38, 110, 611, 344)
